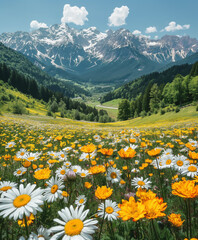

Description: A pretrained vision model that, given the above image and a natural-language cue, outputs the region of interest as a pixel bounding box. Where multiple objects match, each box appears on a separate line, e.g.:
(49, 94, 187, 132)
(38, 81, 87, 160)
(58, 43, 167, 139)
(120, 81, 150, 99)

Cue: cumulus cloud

(61, 4, 88, 26)
(108, 6, 129, 27)
(30, 20, 48, 30)
(145, 26, 157, 34)
(133, 30, 141, 35)
(162, 21, 190, 32)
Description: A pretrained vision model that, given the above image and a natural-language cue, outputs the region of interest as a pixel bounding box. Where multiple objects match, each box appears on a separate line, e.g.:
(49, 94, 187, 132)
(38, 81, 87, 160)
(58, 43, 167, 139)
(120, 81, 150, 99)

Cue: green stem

(98, 200, 105, 240)
(188, 199, 192, 238)
(151, 219, 159, 240)
(185, 200, 189, 239)
(24, 215, 29, 238)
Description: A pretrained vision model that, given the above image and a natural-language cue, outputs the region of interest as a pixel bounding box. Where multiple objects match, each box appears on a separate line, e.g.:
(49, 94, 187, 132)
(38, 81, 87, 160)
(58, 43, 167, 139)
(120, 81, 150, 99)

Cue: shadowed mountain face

(0, 23, 198, 84)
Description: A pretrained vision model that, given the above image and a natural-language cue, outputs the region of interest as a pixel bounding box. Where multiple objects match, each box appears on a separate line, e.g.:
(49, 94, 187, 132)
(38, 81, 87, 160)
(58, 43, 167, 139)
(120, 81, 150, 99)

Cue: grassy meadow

(0, 113, 197, 239)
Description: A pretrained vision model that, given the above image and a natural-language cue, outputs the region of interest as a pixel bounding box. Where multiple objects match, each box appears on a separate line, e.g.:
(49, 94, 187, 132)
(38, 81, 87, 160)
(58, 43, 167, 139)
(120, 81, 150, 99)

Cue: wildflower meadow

(0, 118, 197, 240)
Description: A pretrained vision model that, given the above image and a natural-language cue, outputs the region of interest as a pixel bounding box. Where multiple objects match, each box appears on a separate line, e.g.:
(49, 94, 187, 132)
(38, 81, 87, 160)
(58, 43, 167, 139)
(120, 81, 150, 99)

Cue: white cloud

(108, 6, 129, 27)
(154, 35, 159, 40)
(61, 4, 88, 26)
(145, 26, 157, 34)
(133, 30, 141, 35)
(162, 21, 190, 32)
(30, 20, 48, 30)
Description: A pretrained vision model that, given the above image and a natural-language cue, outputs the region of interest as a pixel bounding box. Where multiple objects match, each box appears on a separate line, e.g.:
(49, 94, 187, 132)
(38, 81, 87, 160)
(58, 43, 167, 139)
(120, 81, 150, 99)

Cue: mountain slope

(0, 43, 89, 97)
(0, 24, 198, 84)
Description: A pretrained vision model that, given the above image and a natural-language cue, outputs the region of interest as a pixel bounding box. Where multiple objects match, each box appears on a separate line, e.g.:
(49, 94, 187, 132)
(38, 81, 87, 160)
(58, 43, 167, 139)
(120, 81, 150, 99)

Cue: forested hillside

(109, 62, 198, 121)
(0, 63, 112, 122)
(0, 43, 89, 98)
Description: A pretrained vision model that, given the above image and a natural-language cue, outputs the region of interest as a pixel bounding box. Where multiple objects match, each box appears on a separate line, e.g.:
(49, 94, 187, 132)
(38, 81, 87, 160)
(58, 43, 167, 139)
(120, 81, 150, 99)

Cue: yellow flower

(144, 197, 167, 219)
(147, 148, 161, 157)
(136, 188, 156, 202)
(172, 180, 198, 198)
(18, 213, 35, 227)
(34, 168, 51, 180)
(118, 148, 136, 159)
(84, 182, 92, 189)
(95, 186, 113, 200)
(81, 144, 96, 153)
(100, 148, 114, 156)
(168, 213, 184, 227)
(188, 151, 198, 160)
(89, 165, 106, 175)
(118, 197, 146, 221)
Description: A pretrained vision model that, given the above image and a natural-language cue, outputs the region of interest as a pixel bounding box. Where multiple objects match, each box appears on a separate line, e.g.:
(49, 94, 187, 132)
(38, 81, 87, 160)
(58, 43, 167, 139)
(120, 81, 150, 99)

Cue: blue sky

(0, 0, 197, 39)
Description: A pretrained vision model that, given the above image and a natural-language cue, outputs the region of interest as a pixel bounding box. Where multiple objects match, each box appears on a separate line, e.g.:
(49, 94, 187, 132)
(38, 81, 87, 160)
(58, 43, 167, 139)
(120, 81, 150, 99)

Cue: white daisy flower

(63, 147, 72, 152)
(77, 169, 90, 178)
(75, 195, 87, 206)
(0, 183, 44, 220)
(16, 148, 28, 159)
(55, 166, 68, 180)
(28, 225, 51, 240)
(98, 199, 120, 221)
(47, 151, 58, 159)
(131, 177, 151, 189)
(44, 176, 64, 203)
(93, 134, 101, 142)
(159, 153, 175, 169)
(50, 205, 98, 240)
(70, 165, 82, 174)
(0, 181, 17, 196)
(106, 167, 121, 184)
(79, 150, 97, 162)
(64, 161, 71, 168)
(5, 141, 16, 148)
(57, 151, 67, 161)
(13, 167, 27, 177)
(180, 164, 198, 178)
(24, 152, 42, 162)
(172, 155, 190, 171)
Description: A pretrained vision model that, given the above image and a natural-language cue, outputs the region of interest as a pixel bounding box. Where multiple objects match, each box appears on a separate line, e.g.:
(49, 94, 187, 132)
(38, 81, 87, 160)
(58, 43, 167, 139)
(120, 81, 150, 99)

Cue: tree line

(118, 62, 198, 120)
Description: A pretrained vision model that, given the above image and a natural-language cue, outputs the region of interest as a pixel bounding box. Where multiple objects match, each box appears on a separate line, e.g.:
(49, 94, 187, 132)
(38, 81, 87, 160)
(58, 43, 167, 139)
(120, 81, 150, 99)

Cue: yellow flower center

(17, 170, 22, 174)
(0, 186, 12, 191)
(188, 166, 197, 172)
(64, 219, 84, 236)
(110, 172, 117, 179)
(60, 170, 66, 175)
(166, 159, 171, 165)
(73, 169, 77, 173)
(28, 157, 35, 161)
(105, 206, 114, 214)
(62, 191, 69, 197)
(81, 173, 86, 177)
(79, 199, 84, 204)
(61, 154, 65, 158)
(176, 160, 183, 166)
(20, 152, 25, 156)
(51, 184, 58, 194)
(13, 194, 31, 208)
(137, 181, 145, 186)
(8, 144, 13, 147)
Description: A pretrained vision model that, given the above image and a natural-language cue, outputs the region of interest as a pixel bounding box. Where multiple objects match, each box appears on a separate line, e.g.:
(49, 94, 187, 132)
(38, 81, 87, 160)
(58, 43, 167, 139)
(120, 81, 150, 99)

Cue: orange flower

(168, 213, 184, 227)
(186, 143, 196, 151)
(95, 186, 113, 200)
(188, 151, 198, 160)
(144, 197, 167, 219)
(55, 136, 63, 141)
(18, 213, 35, 227)
(172, 180, 198, 199)
(118, 197, 146, 221)
(136, 188, 156, 202)
(81, 144, 96, 153)
(84, 182, 92, 189)
(100, 148, 113, 156)
(118, 148, 136, 159)
(22, 160, 31, 168)
(34, 167, 51, 180)
(89, 165, 106, 175)
(147, 148, 161, 157)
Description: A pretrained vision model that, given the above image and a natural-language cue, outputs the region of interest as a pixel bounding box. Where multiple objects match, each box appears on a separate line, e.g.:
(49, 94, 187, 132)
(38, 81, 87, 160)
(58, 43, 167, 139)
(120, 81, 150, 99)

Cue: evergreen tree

(149, 84, 160, 112)
(118, 99, 130, 120)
